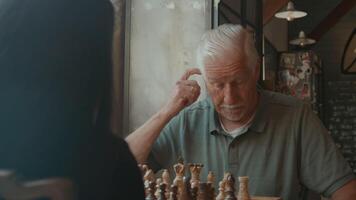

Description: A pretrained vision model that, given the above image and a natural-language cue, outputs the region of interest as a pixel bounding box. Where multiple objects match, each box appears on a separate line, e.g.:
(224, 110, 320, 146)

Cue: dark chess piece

(146, 181, 157, 200)
(206, 171, 215, 200)
(138, 164, 149, 176)
(198, 183, 208, 200)
(206, 183, 215, 200)
(157, 183, 167, 200)
(169, 184, 178, 200)
(190, 186, 199, 200)
(224, 174, 236, 200)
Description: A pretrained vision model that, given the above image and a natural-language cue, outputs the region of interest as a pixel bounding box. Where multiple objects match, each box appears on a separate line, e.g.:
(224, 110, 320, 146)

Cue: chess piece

(190, 186, 199, 200)
(216, 180, 226, 200)
(189, 163, 203, 189)
(169, 184, 178, 200)
(144, 169, 156, 198)
(178, 176, 190, 200)
(173, 162, 188, 200)
(162, 169, 171, 198)
(223, 173, 230, 182)
(198, 183, 208, 200)
(146, 181, 157, 200)
(237, 176, 250, 200)
(144, 169, 155, 184)
(157, 183, 167, 200)
(177, 156, 185, 164)
(207, 171, 215, 185)
(206, 171, 215, 199)
(138, 164, 149, 176)
(224, 173, 236, 200)
(162, 169, 171, 185)
(155, 178, 163, 198)
(173, 162, 185, 186)
(189, 164, 203, 200)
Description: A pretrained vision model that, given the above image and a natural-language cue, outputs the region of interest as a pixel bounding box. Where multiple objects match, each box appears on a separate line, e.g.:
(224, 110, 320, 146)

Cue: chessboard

(139, 162, 281, 200)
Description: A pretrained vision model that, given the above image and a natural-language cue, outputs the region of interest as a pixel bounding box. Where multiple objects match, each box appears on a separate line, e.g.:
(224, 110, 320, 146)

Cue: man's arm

(125, 68, 201, 164)
(331, 179, 356, 200)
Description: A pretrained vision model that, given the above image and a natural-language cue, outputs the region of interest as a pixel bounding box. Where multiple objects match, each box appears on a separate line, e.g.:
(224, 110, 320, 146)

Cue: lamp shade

(289, 31, 316, 46)
(275, 1, 307, 21)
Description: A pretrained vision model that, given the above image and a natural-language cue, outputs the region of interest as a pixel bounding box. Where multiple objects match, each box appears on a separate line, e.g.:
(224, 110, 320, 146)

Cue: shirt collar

(207, 96, 221, 134)
(208, 90, 268, 135)
(249, 90, 268, 133)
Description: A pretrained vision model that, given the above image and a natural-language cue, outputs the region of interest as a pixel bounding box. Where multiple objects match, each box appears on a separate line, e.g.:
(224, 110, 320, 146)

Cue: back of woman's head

(0, 0, 114, 178)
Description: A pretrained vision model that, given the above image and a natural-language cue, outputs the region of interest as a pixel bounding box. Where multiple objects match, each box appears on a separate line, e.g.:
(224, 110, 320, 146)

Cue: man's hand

(160, 68, 202, 118)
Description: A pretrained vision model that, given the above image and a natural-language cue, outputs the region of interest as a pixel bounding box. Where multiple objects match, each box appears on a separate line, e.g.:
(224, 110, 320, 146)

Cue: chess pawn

(237, 176, 250, 200)
(162, 169, 171, 185)
(207, 171, 215, 185)
(206, 171, 215, 199)
(216, 181, 225, 200)
(162, 169, 171, 198)
(224, 174, 237, 200)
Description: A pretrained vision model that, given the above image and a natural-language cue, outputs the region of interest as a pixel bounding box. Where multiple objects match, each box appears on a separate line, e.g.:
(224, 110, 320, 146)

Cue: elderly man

(126, 24, 356, 199)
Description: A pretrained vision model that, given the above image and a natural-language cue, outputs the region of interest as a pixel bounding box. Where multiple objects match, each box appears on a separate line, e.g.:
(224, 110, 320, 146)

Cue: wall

(326, 81, 356, 174)
(290, 4, 356, 173)
(126, 0, 211, 133)
(262, 18, 288, 90)
(264, 18, 288, 52)
(314, 6, 356, 173)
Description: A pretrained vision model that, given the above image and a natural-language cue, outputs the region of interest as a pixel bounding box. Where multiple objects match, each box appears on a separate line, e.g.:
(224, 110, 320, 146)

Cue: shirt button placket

(227, 138, 239, 174)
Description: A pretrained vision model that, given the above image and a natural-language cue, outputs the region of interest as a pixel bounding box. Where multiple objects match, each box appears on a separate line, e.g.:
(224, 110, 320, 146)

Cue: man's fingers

(176, 80, 199, 86)
(179, 68, 202, 81)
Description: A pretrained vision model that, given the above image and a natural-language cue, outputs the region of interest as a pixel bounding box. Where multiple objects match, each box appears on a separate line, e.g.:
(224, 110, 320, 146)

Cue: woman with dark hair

(0, 0, 144, 199)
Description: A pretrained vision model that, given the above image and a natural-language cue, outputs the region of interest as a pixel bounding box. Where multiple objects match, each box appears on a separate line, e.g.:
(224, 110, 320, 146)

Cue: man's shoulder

(167, 98, 213, 125)
(261, 90, 305, 109)
(185, 98, 213, 113)
(172, 98, 214, 123)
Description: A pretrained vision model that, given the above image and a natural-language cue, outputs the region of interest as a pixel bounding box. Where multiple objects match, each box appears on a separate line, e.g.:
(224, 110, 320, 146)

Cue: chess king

(126, 24, 356, 200)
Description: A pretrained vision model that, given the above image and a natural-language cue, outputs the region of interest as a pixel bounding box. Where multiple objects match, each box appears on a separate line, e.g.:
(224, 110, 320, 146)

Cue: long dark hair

(0, 0, 115, 176)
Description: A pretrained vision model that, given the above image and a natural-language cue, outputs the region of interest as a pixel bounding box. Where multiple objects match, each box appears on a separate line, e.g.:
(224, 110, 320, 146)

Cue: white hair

(196, 24, 259, 78)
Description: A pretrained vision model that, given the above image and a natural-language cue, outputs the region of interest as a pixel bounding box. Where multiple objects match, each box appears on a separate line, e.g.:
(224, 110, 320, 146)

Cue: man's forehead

(204, 55, 249, 72)
(204, 66, 250, 83)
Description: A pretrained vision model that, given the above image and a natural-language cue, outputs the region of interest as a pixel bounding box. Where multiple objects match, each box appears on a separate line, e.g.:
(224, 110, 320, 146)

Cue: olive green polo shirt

(149, 90, 355, 199)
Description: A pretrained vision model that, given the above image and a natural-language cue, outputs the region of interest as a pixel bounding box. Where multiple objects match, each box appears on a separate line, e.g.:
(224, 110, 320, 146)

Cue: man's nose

(223, 84, 239, 104)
